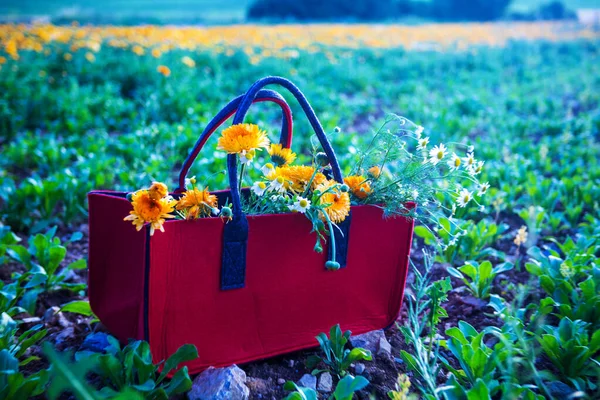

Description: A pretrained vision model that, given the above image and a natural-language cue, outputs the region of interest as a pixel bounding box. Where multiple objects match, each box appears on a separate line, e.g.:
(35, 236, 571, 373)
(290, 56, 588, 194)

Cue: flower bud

(315, 152, 330, 167)
(325, 260, 341, 270)
(221, 206, 232, 218)
(333, 126, 341, 133)
(314, 241, 323, 253)
(126, 192, 134, 202)
(340, 184, 350, 193)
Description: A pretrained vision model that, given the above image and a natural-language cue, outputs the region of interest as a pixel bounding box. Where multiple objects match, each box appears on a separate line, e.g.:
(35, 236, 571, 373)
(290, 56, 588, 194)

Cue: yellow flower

(124, 189, 176, 235)
(181, 56, 196, 67)
(176, 187, 218, 219)
(151, 48, 161, 58)
(148, 182, 168, 200)
(132, 45, 145, 56)
(267, 143, 296, 166)
(514, 226, 528, 246)
(85, 52, 95, 63)
(344, 175, 371, 199)
(217, 123, 270, 154)
(63, 53, 72, 61)
(368, 166, 381, 178)
(317, 181, 350, 223)
(157, 65, 171, 77)
(267, 165, 326, 192)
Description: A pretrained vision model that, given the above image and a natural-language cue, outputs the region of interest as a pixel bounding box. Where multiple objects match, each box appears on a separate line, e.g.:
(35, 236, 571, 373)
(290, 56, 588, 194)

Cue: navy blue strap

(221, 77, 351, 290)
(176, 89, 293, 193)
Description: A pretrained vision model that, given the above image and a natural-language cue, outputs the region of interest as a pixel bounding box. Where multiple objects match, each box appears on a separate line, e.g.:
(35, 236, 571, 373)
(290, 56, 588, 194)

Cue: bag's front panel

(88, 192, 148, 341)
(148, 205, 413, 373)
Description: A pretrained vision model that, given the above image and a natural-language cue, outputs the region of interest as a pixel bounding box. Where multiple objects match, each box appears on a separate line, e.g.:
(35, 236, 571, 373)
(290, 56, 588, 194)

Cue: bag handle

(221, 76, 351, 290)
(175, 89, 294, 193)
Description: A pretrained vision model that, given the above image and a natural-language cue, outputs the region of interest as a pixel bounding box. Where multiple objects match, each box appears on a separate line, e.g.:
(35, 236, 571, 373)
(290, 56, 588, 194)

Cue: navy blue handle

(221, 77, 351, 291)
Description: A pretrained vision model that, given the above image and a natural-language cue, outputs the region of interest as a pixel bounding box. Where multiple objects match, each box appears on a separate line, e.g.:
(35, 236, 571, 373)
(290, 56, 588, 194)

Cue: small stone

(80, 332, 111, 353)
(188, 365, 249, 400)
(288, 359, 295, 368)
(277, 378, 286, 385)
(298, 374, 317, 391)
(349, 329, 385, 353)
(19, 317, 42, 324)
(317, 372, 333, 393)
(43, 306, 60, 321)
(547, 381, 575, 399)
(378, 336, 392, 356)
(246, 377, 269, 395)
(54, 327, 75, 345)
(354, 363, 365, 374)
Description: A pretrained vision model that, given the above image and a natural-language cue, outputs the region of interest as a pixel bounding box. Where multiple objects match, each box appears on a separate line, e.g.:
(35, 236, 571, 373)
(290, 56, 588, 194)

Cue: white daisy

(288, 196, 311, 213)
(456, 188, 473, 207)
(477, 182, 490, 196)
(415, 125, 424, 138)
(412, 189, 419, 200)
(416, 137, 430, 151)
(261, 163, 275, 176)
(269, 176, 286, 193)
(251, 181, 267, 196)
(447, 153, 461, 171)
(429, 144, 447, 165)
(471, 161, 484, 176)
(239, 149, 255, 165)
(463, 152, 475, 168)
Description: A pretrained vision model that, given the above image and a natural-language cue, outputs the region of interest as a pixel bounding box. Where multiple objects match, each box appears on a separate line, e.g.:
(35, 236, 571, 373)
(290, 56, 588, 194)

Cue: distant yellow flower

(268, 143, 296, 166)
(151, 48, 161, 58)
(63, 53, 72, 61)
(157, 65, 171, 77)
(368, 166, 381, 178)
(176, 187, 218, 219)
(124, 189, 176, 235)
(267, 165, 326, 192)
(217, 123, 270, 154)
(317, 181, 350, 223)
(132, 45, 145, 56)
(514, 226, 528, 246)
(181, 56, 196, 67)
(344, 175, 371, 199)
(85, 52, 95, 63)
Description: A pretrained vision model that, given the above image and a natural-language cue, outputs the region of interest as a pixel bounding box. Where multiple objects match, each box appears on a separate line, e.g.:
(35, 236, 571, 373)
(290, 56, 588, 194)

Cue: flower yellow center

(276, 176, 285, 184)
(454, 158, 461, 167)
(437, 151, 444, 159)
(464, 195, 470, 202)
(258, 182, 266, 189)
(299, 199, 308, 207)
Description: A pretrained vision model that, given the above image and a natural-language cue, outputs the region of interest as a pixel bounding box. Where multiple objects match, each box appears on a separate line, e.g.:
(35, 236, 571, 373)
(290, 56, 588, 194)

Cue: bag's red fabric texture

(87, 77, 415, 374)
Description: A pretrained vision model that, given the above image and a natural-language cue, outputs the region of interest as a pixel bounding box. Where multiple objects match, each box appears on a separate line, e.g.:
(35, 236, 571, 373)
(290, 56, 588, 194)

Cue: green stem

(321, 210, 337, 263)
(238, 162, 246, 194)
(302, 167, 320, 198)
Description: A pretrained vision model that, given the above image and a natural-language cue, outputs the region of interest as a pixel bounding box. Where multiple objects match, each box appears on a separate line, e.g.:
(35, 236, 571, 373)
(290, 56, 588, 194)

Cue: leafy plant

(538, 318, 600, 391)
(75, 336, 198, 399)
(282, 381, 318, 400)
(331, 374, 369, 400)
(447, 261, 513, 300)
(306, 324, 372, 378)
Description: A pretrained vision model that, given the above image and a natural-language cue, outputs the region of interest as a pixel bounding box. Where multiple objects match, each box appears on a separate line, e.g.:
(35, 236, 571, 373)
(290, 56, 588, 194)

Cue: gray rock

(378, 336, 392, 356)
(188, 365, 249, 400)
(317, 372, 333, 392)
(349, 329, 385, 353)
(354, 363, 365, 374)
(288, 359, 295, 368)
(277, 378, 286, 385)
(43, 306, 60, 321)
(298, 374, 317, 391)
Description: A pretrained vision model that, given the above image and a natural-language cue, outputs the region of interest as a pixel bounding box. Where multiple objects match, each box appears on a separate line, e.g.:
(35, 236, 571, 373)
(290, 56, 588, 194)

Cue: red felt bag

(88, 77, 415, 374)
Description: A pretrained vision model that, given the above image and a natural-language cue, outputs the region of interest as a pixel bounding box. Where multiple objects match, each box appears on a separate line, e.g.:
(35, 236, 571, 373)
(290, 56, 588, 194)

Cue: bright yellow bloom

(157, 65, 171, 77)
(267, 143, 296, 166)
(344, 175, 371, 199)
(124, 189, 177, 235)
(176, 187, 218, 219)
(368, 166, 381, 178)
(181, 56, 196, 67)
(317, 181, 350, 223)
(151, 48, 162, 58)
(267, 165, 326, 192)
(148, 182, 169, 200)
(63, 53, 73, 61)
(217, 123, 270, 154)
(132, 45, 145, 55)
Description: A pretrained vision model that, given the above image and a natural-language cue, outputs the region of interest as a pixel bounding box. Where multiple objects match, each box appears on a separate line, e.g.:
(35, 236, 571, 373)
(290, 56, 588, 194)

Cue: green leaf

(61, 301, 95, 317)
(333, 375, 369, 400)
(46, 246, 67, 276)
(67, 259, 87, 270)
(157, 344, 198, 383)
(164, 366, 193, 396)
(43, 342, 99, 400)
(466, 378, 490, 400)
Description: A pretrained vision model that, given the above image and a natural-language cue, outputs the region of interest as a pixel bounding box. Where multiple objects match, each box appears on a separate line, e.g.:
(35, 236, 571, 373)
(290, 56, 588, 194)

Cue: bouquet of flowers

(125, 114, 488, 267)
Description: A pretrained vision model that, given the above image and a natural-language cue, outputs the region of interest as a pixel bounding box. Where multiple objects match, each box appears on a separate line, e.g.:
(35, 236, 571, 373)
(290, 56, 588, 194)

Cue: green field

(0, 20, 599, 400)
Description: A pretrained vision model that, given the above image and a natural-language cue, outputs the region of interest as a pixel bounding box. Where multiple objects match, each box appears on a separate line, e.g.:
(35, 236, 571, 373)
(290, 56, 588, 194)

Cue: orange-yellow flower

(124, 189, 177, 235)
(157, 65, 171, 77)
(181, 56, 196, 67)
(316, 181, 350, 223)
(267, 165, 326, 192)
(148, 182, 168, 200)
(176, 187, 218, 219)
(368, 166, 381, 178)
(267, 143, 296, 166)
(344, 175, 372, 199)
(217, 123, 270, 154)
(151, 48, 161, 58)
